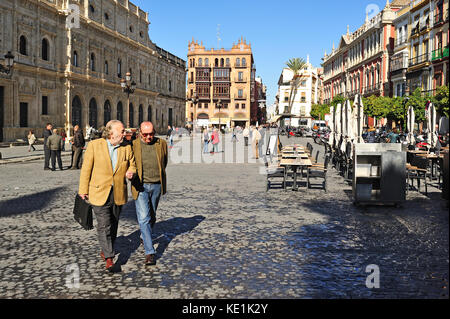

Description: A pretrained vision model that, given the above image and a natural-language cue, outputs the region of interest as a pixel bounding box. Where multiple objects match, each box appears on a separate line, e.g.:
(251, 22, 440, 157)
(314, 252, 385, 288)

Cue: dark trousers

(92, 189, 121, 259)
(50, 150, 63, 170)
(244, 136, 249, 146)
(71, 146, 82, 169)
(44, 147, 51, 169)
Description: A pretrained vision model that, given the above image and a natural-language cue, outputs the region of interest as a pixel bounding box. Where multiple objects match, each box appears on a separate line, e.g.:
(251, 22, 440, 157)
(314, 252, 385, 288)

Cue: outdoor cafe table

(279, 157, 312, 191)
(415, 152, 445, 178)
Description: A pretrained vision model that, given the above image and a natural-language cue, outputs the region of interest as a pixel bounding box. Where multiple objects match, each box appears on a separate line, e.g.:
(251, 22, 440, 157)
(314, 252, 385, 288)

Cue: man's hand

(126, 171, 135, 180)
(79, 194, 88, 200)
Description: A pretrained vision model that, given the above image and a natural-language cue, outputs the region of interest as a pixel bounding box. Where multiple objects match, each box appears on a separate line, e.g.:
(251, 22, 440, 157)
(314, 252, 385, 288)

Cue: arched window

(215, 58, 219, 67)
(236, 58, 240, 67)
(226, 58, 230, 66)
(242, 58, 246, 66)
(89, 98, 97, 128)
(73, 51, 78, 67)
(138, 104, 143, 125)
(19, 35, 27, 55)
(90, 53, 96, 71)
(205, 58, 209, 66)
(117, 101, 123, 122)
(104, 60, 108, 74)
(72, 96, 82, 128)
(104, 100, 111, 125)
(148, 105, 152, 122)
(198, 58, 202, 66)
(117, 59, 122, 77)
(42, 38, 49, 61)
(220, 58, 224, 67)
(169, 80, 172, 92)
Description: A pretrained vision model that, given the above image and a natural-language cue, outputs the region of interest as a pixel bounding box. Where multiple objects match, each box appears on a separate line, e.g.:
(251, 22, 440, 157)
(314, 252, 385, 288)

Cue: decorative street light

(187, 91, 199, 134)
(216, 99, 222, 133)
(0, 51, 14, 158)
(120, 72, 136, 128)
(0, 51, 15, 74)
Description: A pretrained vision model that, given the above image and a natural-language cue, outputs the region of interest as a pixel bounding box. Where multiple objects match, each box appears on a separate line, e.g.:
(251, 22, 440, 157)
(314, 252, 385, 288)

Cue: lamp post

(187, 91, 199, 135)
(120, 72, 136, 128)
(0, 51, 14, 158)
(0, 51, 14, 74)
(216, 99, 222, 133)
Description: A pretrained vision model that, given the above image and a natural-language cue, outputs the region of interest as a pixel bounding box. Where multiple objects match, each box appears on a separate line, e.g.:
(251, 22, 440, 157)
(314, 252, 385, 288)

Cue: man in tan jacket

(131, 121, 168, 266)
(78, 120, 136, 271)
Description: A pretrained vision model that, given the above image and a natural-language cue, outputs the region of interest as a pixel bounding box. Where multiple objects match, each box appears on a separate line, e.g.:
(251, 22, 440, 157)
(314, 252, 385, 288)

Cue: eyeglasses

(141, 132, 155, 137)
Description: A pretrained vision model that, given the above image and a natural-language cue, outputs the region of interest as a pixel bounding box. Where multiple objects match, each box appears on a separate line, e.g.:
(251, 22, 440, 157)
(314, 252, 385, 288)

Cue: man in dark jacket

(46, 128, 63, 171)
(70, 125, 85, 170)
(43, 123, 53, 170)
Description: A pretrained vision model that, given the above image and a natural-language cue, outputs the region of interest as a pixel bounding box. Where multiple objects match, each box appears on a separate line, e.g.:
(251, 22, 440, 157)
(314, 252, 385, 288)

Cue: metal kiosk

(353, 143, 406, 206)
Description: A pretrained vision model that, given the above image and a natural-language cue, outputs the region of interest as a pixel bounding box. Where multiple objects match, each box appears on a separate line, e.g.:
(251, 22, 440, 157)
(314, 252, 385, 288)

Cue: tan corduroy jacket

(78, 138, 136, 206)
(131, 137, 168, 200)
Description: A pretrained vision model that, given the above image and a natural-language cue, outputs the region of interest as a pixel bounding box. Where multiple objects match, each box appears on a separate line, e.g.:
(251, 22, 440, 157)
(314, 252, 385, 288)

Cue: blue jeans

(203, 141, 209, 153)
(135, 183, 162, 255)
(169, 135, 174, 146)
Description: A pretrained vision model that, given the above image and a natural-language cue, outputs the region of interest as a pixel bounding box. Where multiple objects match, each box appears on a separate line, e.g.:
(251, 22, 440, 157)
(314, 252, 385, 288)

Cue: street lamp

(0, 51, 15, 74)
(187, 91, 199, 134)
(120, 72, 136, 128)
(0, 51, 14, 158)
(216, 99, 222, 133)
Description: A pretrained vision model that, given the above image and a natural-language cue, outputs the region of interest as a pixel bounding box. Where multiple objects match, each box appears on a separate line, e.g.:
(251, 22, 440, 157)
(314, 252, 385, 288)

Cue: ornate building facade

(186, 37, 255, 130)
(0, 0, 186, 142)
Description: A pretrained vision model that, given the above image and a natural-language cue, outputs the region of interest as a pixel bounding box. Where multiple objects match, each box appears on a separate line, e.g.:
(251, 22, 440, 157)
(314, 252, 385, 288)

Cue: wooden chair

(265, 160, 286, 191)
(307, 155, 330, 192)
(406, 156, 430, 195)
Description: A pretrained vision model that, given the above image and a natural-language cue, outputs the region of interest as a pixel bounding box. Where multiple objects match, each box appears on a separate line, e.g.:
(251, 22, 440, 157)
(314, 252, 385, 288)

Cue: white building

(275, 57, 320, 127)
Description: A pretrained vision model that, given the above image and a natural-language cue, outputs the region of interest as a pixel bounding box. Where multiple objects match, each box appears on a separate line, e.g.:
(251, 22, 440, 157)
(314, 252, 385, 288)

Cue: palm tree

(285, 58, 307, 114)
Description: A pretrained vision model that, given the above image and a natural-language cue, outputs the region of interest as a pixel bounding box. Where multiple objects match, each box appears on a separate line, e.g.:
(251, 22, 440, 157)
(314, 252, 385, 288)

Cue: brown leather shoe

(145, 254, 156, 266)
(106, 258, 114, 270)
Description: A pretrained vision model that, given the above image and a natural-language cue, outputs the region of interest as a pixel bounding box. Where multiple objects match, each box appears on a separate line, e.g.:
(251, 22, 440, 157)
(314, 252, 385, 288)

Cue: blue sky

(132, 0, 390, 104)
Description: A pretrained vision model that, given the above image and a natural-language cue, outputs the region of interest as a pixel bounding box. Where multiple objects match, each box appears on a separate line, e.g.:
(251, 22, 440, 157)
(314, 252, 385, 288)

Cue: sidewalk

(0, 143, 72, 165)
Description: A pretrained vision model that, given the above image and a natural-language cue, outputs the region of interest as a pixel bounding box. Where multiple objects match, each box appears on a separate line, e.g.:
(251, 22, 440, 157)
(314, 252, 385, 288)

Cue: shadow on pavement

(0, 186, 67, 218)
(114, 215, 205, 269)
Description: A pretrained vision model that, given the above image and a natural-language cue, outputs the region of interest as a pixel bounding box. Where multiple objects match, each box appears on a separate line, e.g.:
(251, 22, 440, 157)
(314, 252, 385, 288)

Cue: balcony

(431, 46, 449, 61)
(235, 76, 247, 83)
(409, 53, 430, 67)
(363, 83, 381, 94)
(213, 93, 230, 100)
(434, 12, 444, 25)
(195, 76, 210, 82)
(390, 54, 408, 72)
(235, 64, 248, 69)
(234, 94, 247, 100)
(213, 77, 230, 82)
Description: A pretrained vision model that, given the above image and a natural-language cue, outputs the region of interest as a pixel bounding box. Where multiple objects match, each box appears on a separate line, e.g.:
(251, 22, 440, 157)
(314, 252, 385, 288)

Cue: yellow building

(186, 37, 255, 130)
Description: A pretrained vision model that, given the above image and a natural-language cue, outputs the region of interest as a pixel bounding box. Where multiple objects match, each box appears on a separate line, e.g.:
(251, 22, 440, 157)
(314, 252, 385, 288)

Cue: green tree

(285, 58, 307, 114)
(311, 104, 329, 120)
(432, 85, 449, 117)
(406, 87, 428, 124)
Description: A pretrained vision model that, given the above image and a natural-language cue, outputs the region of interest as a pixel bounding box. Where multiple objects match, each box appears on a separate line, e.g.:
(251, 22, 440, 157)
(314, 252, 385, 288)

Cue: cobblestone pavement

(0, 135, 448, 299)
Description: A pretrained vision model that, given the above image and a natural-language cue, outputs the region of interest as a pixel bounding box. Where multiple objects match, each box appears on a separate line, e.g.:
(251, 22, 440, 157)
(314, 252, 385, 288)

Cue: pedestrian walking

(78, 120, 136, 271)
(251, 126, 262, 159)
(70, 125, 85, 170)
(166, 125, 174, 148)
(27, 130, 36, 152)
(243, 126, 249, 146)
(43, 123, 52, 170)
(60, 129, 66, 151)
(231, 127, 238, 142)
(131, 121, 168, 266)
(210, 128, 219, 154)
(258, 125, 266, 158)
(203, 127, 210, 153)
(46, 128, 64, 171)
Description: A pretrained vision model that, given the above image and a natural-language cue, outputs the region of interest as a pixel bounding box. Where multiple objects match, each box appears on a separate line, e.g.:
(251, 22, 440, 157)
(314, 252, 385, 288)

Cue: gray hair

(102, 120, 123, 139)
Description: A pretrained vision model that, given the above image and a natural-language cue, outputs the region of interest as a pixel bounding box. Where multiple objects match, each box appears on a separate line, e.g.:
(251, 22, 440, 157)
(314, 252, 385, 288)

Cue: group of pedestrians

(41, 123, 86, 171)
(202, 127, 220, 154)
(78, 120, 168, 271)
